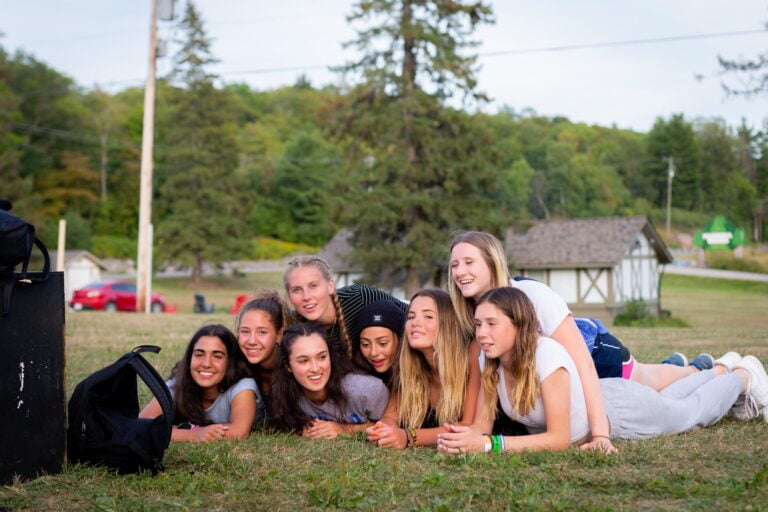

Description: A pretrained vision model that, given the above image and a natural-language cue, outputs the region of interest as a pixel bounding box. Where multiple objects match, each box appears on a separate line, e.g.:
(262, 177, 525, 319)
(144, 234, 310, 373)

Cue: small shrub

(614, 299, 690, 328)
(251, 237, 319, 260)
(707, 253, 768, 274)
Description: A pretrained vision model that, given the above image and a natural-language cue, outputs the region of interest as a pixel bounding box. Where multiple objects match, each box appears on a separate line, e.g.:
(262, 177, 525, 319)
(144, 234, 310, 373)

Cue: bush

(92, 235, 137, 259)
(707, 253, 768, 274)
(614, 299, 689, 328)
(251, 237, 319, 260)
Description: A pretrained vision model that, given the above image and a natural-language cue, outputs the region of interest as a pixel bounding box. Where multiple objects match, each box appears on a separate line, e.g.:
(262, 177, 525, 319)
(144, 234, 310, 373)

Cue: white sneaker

(731, 395, 761, 420)
(714, 351, 742, 372)
(734, 355, 768, 422)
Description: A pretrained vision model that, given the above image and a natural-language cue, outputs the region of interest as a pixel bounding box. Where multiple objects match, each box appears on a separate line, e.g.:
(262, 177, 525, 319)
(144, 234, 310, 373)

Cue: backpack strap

(128, 348, 174, 465)
(1, 278, 15, 317)
(129, 349, 174, 432)
(20, 237, 50, 283)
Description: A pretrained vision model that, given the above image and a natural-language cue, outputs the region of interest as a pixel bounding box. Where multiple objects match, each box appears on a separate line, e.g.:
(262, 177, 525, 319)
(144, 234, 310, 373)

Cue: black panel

(0, 272, 66, 483)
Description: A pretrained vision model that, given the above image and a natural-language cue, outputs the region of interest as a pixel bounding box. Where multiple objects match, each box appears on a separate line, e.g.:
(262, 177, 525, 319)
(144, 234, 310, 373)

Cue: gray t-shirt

(298, 373, 389, 424)
(167, 377, 259, 424)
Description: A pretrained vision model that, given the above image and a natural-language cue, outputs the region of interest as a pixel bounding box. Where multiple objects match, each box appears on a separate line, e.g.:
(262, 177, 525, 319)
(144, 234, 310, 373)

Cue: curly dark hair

(170, 324, 250, 426)
(269, 323, 353, 433)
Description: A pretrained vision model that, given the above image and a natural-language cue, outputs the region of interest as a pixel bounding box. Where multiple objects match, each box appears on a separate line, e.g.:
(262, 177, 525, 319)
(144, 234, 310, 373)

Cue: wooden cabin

(505, 216, 673, 322)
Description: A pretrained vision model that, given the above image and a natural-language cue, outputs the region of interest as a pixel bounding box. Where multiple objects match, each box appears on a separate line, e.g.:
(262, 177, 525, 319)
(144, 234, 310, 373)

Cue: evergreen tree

(155, 1, 249, 282)
(644, 114, 700, 209)
(332, 0, 511, 294)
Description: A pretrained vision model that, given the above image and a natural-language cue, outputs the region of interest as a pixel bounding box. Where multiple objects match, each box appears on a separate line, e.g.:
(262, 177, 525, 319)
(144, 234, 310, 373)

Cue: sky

(1, 0, 767, 133)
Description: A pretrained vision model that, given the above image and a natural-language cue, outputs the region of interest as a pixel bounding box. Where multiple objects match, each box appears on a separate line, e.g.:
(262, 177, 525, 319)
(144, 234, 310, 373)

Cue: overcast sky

(2, 0, 767, 132)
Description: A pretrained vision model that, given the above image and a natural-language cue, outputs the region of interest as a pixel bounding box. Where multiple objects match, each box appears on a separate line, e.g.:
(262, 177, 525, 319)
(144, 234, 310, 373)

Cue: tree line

(1, 1, 766, 290)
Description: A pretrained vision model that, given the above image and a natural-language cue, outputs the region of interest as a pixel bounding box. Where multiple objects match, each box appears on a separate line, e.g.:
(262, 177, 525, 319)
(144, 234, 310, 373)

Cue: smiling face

(238, 309, 280, 367)
(189, 335, 228, 394)
(286, 266, 336, 325)
(287, 333, 332, 403)
(406, 295, 439, 352)
(359, 326, 398, 373)
(450, 242, 494, 301)
(474, 302, 517, 365)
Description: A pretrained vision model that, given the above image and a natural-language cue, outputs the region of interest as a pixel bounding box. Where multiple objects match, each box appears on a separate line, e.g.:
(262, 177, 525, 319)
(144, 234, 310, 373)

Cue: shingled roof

(506, 216, 672, 268)
(317, 228, 357, 271)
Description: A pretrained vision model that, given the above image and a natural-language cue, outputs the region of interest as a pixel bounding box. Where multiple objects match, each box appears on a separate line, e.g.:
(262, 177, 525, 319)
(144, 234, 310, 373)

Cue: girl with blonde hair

(366, 289, 481, 449)
(283, 255, 407, 363)
(437, 287, 768, 454)
(447, 230, 721, 453)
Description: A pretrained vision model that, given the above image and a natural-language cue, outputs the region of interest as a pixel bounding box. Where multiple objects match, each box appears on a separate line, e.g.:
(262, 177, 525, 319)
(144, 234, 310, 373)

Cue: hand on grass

(195, 424, 229, 442)
(580, 436, 618, 455)
(365, 421, 407, 449)
(437, 424, 484, 455)
(302, 420, 347, 439)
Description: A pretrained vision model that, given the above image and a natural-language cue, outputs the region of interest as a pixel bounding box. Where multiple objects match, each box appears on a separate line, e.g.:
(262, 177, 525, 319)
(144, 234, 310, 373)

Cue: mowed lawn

(2, 274, 767, 511)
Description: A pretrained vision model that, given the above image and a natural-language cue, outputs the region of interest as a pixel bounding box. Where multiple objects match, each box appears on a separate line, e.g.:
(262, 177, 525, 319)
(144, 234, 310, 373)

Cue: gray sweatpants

(601, 370, 743, 440)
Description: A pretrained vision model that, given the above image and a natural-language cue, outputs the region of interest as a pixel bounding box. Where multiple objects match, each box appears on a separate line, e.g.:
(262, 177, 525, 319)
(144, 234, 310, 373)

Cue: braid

(331, 291, 353, 359)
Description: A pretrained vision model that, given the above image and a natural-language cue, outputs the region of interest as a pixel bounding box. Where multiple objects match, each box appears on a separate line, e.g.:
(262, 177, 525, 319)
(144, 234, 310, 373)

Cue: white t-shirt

(509, 278, 571, 337)
(481, 337, 590, 443)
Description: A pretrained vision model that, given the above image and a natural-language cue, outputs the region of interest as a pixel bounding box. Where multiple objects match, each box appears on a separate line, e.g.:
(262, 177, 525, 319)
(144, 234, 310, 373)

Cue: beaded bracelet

(407, 427, 418, 448)
(403, 428, 412, 448)
(483, 435, 493, 453)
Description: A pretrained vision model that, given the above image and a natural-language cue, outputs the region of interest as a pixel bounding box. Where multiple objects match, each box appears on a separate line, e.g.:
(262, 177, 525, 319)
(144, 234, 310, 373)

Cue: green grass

(2, 274, 768, 510)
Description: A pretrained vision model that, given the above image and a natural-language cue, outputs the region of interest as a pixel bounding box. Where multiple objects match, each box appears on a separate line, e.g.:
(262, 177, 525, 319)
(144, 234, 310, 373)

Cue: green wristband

(491, 434, 502, 453)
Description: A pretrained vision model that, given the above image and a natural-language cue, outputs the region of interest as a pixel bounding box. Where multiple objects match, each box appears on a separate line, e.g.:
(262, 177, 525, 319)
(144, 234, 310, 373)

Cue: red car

(70, 280, 167, 313)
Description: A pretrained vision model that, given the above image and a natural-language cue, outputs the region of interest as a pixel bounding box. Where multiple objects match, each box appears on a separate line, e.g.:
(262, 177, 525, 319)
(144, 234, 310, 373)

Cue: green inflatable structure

(693, 215, 747, 251)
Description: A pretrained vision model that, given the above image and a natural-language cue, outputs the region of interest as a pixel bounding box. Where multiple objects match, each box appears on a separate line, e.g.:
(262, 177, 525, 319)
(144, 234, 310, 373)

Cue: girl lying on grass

(448, 231, 715, 452)
(437, 287, 768, 455)
(353, 300, 406, 389)
(269, 323, 389, 439)
(283, 255, 407, 361)
(139, 324, 258, 442)
(366, 289, 481, 449)
(235, 290, 293, 421)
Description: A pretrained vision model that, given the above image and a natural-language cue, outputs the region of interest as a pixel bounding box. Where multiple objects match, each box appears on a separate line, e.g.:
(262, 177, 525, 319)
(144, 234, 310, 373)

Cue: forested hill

(1, 44, 766, 268)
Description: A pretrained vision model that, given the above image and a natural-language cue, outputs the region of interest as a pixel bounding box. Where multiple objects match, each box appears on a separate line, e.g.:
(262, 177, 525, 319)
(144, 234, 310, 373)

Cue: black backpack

(67, 345, 174, 475)
(0, 199, 50, 317)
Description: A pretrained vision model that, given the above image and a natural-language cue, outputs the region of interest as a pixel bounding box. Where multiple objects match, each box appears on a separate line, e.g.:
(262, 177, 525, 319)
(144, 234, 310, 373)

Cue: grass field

(2, 274, 768, 511)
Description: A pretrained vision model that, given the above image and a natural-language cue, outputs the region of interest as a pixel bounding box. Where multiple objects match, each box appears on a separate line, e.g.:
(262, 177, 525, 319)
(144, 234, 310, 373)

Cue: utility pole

(665, 156, 675, 236)
(136, 0, 159, 314)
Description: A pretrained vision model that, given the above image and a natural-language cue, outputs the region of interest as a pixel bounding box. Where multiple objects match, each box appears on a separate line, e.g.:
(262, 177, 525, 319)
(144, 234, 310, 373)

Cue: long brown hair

(397, 289, 468, 429)
(268, 323, 354, 433)
(447, 231, 510, 340)
(476, 287, 540, 419)
(171, 324, 249, 426)
(283, 255, 353, 359)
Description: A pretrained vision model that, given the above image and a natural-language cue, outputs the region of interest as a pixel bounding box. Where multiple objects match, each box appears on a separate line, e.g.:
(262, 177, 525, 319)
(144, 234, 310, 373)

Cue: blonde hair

(477, 287, 540, 419)
(397, 289, 468, 429)
(447, 231, 510, 340)
(283, 255, 353, 359)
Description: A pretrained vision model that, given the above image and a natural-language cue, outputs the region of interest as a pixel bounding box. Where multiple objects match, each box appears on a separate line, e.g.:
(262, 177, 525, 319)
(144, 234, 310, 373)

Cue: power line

(479, 28, 768, 58)
(6, 27, 767, 98)
(14, 12, 341, 46)
(204, 28, 768, 77)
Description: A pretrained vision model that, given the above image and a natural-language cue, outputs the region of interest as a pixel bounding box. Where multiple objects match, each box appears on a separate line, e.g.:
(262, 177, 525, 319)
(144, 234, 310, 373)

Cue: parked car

(70, 280, 167, 313)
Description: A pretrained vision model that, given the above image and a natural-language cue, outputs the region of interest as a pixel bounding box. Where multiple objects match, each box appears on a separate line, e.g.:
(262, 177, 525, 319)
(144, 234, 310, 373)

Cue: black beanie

(355, 300, 405, 339)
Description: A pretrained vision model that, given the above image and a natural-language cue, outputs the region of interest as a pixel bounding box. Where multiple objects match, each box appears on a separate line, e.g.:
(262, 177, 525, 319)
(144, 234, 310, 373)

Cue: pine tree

(332, 1, 514, 294)
(155, 1, 249, 282)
